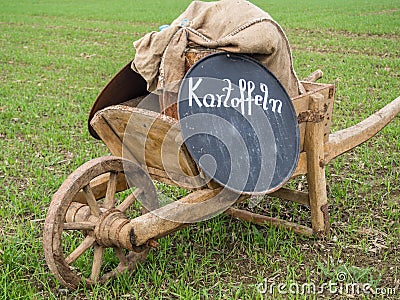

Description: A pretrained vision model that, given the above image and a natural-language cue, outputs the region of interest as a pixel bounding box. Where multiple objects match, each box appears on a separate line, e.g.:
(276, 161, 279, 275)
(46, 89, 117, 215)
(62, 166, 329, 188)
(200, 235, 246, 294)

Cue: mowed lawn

(1, 0, 399, 299)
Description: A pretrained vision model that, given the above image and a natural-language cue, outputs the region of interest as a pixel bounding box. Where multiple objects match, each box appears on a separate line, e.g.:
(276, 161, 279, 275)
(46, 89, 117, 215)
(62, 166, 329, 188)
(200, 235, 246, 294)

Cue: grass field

(1, 0, 399, 299)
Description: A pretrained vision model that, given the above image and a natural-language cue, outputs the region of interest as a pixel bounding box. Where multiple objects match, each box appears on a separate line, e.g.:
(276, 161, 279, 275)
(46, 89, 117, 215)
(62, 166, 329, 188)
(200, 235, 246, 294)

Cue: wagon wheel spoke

(82, 184, 101, 217)
(90, 244, 105, 282)
(100, 248, 149, 282)
(100, 248, 129, 281)
(63, 221, 95, 231)
(103, 172, 118, 209)
(65, 235, 96, 265)
(101, 267, 123, 282)
(114, 247, 128, 266)
(116, 188, 143, 213)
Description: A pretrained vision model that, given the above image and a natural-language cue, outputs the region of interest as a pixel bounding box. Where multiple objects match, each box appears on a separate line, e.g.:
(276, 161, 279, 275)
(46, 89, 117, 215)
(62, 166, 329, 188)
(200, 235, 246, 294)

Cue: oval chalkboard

(178, 53, 300, 195)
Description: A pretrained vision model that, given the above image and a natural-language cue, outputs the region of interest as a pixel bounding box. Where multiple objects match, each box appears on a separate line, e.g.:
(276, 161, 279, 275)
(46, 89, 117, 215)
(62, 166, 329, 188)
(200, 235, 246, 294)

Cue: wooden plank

(90, 114, 123, 156)
(93, 106, 206, 189)
(291, 82, 334, 151)
(101, 106, 198, 175)
(298, 81, 334, 96)
(292, 94, 309, 152)
(304, 93, 329, 235)
(294, 82, 335, 143)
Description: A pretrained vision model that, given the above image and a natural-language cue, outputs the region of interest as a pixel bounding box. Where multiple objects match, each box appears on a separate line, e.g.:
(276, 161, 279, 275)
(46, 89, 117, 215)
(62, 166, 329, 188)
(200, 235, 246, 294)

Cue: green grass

(1, 0, 399, 299)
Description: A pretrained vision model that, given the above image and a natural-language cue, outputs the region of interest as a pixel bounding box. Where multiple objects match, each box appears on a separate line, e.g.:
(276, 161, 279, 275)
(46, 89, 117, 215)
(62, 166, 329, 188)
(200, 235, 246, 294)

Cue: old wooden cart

(43, 53, 400, 289)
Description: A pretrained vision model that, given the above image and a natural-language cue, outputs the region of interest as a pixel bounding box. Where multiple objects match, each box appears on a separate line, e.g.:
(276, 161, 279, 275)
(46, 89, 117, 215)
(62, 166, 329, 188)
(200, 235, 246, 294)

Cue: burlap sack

(131, 0, 303, 102)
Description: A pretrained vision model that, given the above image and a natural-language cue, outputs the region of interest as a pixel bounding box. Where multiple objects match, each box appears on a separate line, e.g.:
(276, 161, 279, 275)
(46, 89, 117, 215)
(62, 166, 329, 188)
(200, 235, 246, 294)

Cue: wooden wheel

(43, 156, 158, 290)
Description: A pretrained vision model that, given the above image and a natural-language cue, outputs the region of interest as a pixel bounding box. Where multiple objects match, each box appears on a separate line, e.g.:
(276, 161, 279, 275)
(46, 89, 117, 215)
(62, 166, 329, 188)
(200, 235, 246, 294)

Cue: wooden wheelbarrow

(43, 54, 400, 289)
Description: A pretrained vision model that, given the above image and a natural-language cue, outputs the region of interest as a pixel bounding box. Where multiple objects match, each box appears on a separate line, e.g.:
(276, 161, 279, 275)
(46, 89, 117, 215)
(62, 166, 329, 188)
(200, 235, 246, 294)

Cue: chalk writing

(187, 77, 283, 116)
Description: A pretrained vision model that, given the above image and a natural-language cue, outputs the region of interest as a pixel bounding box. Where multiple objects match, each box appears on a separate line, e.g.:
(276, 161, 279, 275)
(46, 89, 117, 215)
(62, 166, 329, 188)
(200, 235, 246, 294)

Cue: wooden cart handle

(324, 96, 400, 164)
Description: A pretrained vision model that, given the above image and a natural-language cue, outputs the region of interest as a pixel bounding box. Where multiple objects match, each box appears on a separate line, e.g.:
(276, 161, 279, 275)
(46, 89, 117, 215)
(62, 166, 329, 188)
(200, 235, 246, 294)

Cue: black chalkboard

(178, 53, 300, 195)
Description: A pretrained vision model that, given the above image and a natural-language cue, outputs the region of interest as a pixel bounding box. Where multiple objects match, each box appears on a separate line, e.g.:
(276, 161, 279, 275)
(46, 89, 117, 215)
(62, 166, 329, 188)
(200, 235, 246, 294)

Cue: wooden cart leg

(305, 93, 330, 236)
